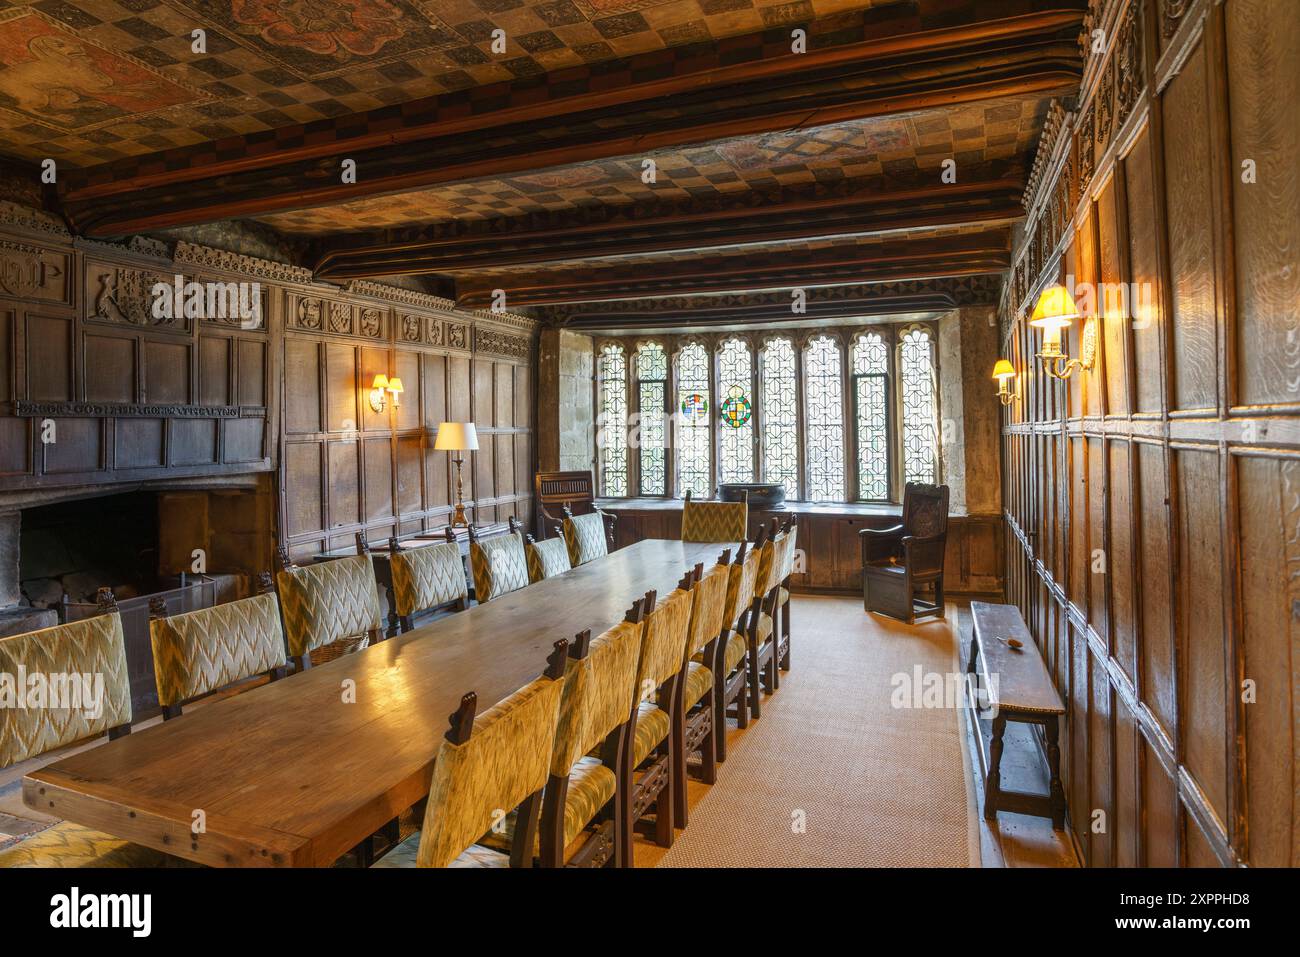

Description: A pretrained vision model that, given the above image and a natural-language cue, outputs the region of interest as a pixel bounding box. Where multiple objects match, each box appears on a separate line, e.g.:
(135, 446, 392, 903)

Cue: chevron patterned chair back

(149, 581, 288, 719)
(680, 489, 748, 543)
(468, 522, 531, 602)
(276, 541, 383, 669)
(0, 606, 193, 868)
(525, 534, 572, 583)
(562, 508, 610, 566)
(389, 530, 469, 631)
(372, 642, 569, 869)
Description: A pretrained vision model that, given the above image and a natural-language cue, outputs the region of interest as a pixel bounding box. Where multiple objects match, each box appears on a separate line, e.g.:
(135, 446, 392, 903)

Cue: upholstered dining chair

(693, 539, 749, 763)
(0, 605, 190, 867)
(525, 533, 572, 583)
(680, 488, 748, 543)
(149, 572, 288, 720)
(673, 551, 732, 826)
(468, 520, 530, 603)
(618, 577, 696, 861)
(275, 534, 384, 672)
(480, 612, 644, 867)
(562, 505, 610, 566)
(372, 641, 569, 868)
(388, 528, 469, 632)
(772, 515, 799, 678)
(744, 524, 785, 712)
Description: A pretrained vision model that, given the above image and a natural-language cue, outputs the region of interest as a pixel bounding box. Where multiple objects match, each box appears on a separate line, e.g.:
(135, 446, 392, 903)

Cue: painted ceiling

(0, 0, 896, 166)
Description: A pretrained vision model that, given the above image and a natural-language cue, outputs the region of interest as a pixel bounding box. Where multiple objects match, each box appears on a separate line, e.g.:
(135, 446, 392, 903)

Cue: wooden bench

(965, 601, 1067, 830)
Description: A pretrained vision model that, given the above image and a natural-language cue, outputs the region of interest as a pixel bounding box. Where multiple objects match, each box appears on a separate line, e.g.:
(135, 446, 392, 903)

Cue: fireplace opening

(5, 483, 274, 716)
(20, 491, 163, 609)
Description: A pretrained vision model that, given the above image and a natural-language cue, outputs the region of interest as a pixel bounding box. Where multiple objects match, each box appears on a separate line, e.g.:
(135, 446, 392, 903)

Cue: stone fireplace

(0, 475, 277, 714)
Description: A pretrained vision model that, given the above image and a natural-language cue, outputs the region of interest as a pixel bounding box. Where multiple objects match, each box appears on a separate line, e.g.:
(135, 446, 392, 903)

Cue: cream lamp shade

(1029, 284, 1079, 349)
(434, 422, 479, 452)
(387, 376, 404, 395)
(371, 373, 391, 391)
(992, 359, 1016, 381)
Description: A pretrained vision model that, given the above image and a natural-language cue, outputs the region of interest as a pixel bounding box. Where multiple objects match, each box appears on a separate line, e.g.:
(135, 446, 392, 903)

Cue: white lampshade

(434, 421, 478, 451)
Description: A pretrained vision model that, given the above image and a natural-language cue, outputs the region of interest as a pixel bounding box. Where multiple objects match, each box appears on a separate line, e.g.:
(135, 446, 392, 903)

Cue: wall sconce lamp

(1030, 284, 1096, 380)
(368, 374, 405, 413)
(992, 359, 1017, 405)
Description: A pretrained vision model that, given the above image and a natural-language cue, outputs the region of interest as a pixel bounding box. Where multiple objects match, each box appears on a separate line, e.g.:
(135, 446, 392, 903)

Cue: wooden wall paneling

(1109, 440, 1136, 683)
(1122, 125, 1167, 414)
(1088, 436, 1108, 646)
(1172, 443, 1228, 836)
(1095, 173, 1131, 416)
(1089, 643, 1114, 867)
(1225, 0, 1300, 410)
(1161, 41, 1219, 414)
(1235, 451, 1300, 866)
(1135, 438, 1176, 735)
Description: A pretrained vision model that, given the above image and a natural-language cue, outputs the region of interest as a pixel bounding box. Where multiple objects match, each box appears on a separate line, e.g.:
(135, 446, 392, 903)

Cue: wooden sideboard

(594, 499, 1003, 599)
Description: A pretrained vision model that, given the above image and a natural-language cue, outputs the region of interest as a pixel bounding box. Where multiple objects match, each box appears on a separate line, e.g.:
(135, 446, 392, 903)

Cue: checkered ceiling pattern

(257, 96, 1047, 235)
(0, 0, 899, 166)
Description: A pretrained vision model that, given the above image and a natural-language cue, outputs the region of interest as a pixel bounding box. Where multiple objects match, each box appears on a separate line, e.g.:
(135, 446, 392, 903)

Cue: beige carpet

(654, 596, 977, 867)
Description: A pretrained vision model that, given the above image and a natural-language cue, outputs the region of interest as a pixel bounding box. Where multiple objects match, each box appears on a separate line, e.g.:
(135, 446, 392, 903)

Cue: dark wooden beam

(313, 179, 1025, 279)
(60, 11, 1082, 237)
(454, 232, 1009, 307)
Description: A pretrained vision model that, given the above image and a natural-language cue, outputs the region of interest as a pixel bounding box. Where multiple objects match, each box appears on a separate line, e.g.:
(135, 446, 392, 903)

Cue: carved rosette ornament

(360, 308, 382, 338)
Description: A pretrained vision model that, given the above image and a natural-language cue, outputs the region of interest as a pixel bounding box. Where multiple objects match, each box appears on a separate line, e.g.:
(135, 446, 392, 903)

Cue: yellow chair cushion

(632, 701, 670, 765)
(680, 499, 747, 543)
(705, 629, 748, 673)
(779, 586, 790, 604)
(525, 537, 572, 583)
(469, 533, 530, 603)
(479, 755, 616, 859)
(277, 554, 382, 658)
(684, 660, 712, 707)
(0, 821, 192, 868)
(757, 613, 774, 643)
(373, 831, 509, 868)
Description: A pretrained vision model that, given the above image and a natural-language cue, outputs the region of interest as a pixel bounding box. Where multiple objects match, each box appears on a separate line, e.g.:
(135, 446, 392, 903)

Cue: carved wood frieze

(89, 266, 187, 330)
(474, 327, 530, 360)
(1160, 0, 1191, 39)
(13, 401, 251, 418)
(0, 241, 66, 303)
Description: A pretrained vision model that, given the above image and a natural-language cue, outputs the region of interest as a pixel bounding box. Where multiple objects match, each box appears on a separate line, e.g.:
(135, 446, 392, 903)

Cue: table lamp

(435, 422, 478, 527)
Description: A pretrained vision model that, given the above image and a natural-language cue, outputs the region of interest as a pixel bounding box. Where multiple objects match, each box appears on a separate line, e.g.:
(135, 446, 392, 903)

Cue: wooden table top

(969, 601, 1064, 716)
(24, 539, 733, 868)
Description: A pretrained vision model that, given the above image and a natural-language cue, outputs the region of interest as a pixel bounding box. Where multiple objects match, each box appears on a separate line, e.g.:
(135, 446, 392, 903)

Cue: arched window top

(852, 331, 888, 374)
(635, 341, 667, 380)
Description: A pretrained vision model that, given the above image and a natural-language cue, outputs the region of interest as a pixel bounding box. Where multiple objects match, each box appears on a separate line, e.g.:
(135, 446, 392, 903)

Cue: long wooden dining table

(23, 539, 732, 867)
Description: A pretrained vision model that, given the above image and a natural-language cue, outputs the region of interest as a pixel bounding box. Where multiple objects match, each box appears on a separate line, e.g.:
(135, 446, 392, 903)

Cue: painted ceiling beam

(454, 233, 1009, 307)
(311, 179, 1025, 279)
(60, 11, 1082, 237)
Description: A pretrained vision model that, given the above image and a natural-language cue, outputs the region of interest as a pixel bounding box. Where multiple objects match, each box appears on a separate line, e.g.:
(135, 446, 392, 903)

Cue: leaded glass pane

(675, 341, 711, 498)
(853, 333, 889, 501)
(597, 344, 627, 497)
(636, 343, 667, 496)
(804, 336, 845, 502)
(717, 338, 754, 484)
(899, 327, 939, 486)
(760, 338, 798, 498)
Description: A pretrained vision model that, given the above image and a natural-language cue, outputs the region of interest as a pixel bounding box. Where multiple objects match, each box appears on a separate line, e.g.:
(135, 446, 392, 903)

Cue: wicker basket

(309, 633, 370, 665)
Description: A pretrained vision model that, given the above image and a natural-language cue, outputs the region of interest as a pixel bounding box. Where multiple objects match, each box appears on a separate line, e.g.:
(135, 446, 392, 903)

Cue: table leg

(984, 713, 1006, 822)
(1046, 715, 1067, 831)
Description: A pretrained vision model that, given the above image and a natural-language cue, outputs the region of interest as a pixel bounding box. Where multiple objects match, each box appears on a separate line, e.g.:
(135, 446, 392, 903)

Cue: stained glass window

(759, 338, 798, 498)
(597, 343, 627, 497)
(899, 326, 939, 486)
(852, 333, 890, 501)
(675, 341, 712, 498)
(717, 338, 755, 484)
(803, 335, 845, 502)
(635, 342, 668, 496)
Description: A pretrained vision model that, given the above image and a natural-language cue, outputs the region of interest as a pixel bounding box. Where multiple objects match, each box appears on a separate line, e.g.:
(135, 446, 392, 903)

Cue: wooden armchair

(860, 482, 950, 624)
(535, 469, 616, 547)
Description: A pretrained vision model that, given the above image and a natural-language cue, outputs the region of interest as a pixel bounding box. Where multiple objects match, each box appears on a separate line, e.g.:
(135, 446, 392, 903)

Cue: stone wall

(536, 328, 595, 474)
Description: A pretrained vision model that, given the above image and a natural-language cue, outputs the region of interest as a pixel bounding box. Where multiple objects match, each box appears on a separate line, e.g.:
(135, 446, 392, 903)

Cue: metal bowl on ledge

(717, 482, 786, 509)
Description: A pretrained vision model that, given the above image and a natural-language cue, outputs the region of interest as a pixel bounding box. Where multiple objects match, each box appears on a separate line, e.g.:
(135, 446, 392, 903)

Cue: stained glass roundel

(720, 385, 752, 428)
(681, 393, 709, 420)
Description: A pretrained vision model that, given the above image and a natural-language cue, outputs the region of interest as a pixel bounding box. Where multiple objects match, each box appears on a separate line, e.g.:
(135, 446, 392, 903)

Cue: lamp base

(450, 502, 469, 527)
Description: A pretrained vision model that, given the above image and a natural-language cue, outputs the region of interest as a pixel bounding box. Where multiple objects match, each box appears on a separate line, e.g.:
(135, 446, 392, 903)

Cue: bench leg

(1046, 715, 1067, 831)
(984, 714, 1006, 822)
